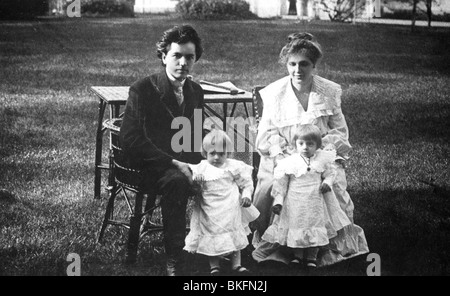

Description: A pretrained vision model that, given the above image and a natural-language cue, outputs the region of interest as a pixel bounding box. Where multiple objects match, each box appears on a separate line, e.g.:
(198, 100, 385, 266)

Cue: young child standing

(262, 124, 351, 268)
(184, 129, 259, 275)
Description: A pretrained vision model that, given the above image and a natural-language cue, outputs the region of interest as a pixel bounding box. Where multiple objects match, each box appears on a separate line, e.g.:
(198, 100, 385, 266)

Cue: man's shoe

(166, 257, 179, 276)
(166, 253, 186, 276)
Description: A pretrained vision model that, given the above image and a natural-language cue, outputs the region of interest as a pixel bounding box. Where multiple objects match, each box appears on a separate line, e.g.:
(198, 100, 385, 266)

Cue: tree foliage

(176, 0, 256, 20)
(319, 0, 367, 22)
(0, 0, 48, 19)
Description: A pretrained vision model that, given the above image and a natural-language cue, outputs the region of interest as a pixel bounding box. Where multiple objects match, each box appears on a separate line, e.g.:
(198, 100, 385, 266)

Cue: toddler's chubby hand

(320, 183, 331, 194)
(272, 204, 282, 215)
(240, 197, 252, 208)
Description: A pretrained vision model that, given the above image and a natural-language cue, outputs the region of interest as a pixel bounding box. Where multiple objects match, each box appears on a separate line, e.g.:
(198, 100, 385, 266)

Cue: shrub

(176, 0, 257, 20)
(0, 0, 48, 20)
(73, 0, 134, 17)
(382, 9, 450, 22)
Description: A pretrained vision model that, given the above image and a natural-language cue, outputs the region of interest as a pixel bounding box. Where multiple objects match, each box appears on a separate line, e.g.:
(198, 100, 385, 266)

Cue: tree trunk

(411, 0, 418, 32)
(426, 0, 432, 27)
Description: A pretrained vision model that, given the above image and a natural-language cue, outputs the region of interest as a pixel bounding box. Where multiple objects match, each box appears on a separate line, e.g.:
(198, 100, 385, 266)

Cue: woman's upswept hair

(279, 32, 323, 66)
(292, 124, 322, 148)
(201, 128, 233, 158)
(156, 25, 203, 62)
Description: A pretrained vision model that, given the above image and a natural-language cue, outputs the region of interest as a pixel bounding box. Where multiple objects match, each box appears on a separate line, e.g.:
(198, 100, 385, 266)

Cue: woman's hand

(240, 197, 252, 208)
(193, 174, 206, 190)
(193, 174, 205, 182)
(172, 159, 193, 184)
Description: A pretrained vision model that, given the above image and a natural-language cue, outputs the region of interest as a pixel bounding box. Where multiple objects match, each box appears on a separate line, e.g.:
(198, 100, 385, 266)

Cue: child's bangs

(202, 130, 233, 154)
(293, 124, 322, 147)
(203, 138, 228, 153)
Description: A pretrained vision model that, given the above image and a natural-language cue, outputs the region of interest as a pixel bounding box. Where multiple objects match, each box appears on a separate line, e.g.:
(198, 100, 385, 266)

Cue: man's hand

(272, 204, 282, 215)
(320, 183, 331, 194)
(172, 159, 193, 184)
(193, 173, 205, 183)
(240, 197, 252, 208)
(193, 174, 206, 190)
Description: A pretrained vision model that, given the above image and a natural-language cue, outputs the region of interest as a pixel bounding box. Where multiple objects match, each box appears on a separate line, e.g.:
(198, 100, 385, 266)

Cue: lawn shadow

(351, 186, 450, 276)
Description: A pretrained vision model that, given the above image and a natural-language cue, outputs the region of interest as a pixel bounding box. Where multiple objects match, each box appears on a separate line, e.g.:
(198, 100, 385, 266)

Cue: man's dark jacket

(119, 70, 204, 171)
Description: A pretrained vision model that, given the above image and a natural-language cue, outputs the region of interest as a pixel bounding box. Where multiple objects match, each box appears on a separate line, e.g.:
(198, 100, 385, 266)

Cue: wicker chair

(251, 86, 265, 185)
(98, 118, 164, 264)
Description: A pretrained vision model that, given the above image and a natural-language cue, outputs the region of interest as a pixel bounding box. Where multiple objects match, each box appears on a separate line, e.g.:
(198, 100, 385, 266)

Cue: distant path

(355, 18, 450, 28)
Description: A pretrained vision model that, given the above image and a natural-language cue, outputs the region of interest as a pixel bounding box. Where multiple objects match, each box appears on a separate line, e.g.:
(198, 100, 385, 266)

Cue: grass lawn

(1, 14, 450, 276)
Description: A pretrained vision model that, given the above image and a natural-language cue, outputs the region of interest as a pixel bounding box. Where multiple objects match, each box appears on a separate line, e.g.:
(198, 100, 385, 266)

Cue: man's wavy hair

(156, 25, 203, 62)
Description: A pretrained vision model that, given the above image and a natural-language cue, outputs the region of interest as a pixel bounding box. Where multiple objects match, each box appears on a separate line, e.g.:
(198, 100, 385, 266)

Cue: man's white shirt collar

(166, 70, 186, 87)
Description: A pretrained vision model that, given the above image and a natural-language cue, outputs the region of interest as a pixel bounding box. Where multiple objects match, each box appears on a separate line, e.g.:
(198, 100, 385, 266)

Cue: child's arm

(270, 174, 289, 214)
(234, 163, 254, 208)
(320, 163, 337, 194)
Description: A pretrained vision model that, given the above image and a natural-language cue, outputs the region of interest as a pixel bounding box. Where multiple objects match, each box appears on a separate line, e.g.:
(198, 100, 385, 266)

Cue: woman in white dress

(184, 129, 260, 275)
(252, 32, 369, 267)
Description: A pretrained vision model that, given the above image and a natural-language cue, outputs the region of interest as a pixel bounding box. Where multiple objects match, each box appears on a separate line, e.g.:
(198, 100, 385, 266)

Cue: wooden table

(90, 86, 255, 199)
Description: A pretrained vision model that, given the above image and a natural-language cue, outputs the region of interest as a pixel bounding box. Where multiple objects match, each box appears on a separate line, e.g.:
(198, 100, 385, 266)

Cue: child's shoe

(305, 260, 317, 268)
(232, 266, 250, 275)
(305, 260, 318, 276)
(210, 267, 221, 276)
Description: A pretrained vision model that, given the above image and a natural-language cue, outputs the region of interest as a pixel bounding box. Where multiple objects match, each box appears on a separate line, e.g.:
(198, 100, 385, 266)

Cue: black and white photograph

(1, 0, 449, 281)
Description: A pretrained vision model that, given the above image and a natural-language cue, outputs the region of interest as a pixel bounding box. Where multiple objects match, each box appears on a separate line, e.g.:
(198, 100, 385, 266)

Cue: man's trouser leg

(156, 167, 191, 275)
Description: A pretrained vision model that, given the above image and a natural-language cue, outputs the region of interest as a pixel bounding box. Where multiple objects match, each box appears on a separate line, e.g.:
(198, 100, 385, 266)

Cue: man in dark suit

(119, 25, 204, 276)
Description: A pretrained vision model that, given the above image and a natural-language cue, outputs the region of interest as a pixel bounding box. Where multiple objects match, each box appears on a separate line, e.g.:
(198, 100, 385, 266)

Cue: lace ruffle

(189, 159, 253, 182)
(274, 149, 336, 179)
(262, 225, 330, 248)
(184, 228, 249, 256)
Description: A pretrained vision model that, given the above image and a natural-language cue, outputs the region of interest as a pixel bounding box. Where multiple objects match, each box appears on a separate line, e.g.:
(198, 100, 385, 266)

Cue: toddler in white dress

(184, 129, 259, 275)
(262, 124, 351, 268)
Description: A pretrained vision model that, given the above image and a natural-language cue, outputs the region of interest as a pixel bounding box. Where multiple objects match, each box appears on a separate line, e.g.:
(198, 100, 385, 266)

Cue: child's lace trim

(274, 149, 336, 179)
(189, 159, 253, 182)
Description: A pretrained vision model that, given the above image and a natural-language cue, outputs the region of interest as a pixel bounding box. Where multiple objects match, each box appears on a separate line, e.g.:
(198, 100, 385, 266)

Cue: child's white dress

(184, 159, 260, 256)
(262, 149, 351, 248)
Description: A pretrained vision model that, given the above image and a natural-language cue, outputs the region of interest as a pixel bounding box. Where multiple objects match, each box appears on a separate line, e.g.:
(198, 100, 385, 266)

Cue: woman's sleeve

(322, 108, 352, 160)
(271, 174, 289, 206)
(255, 100, 288, 158)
